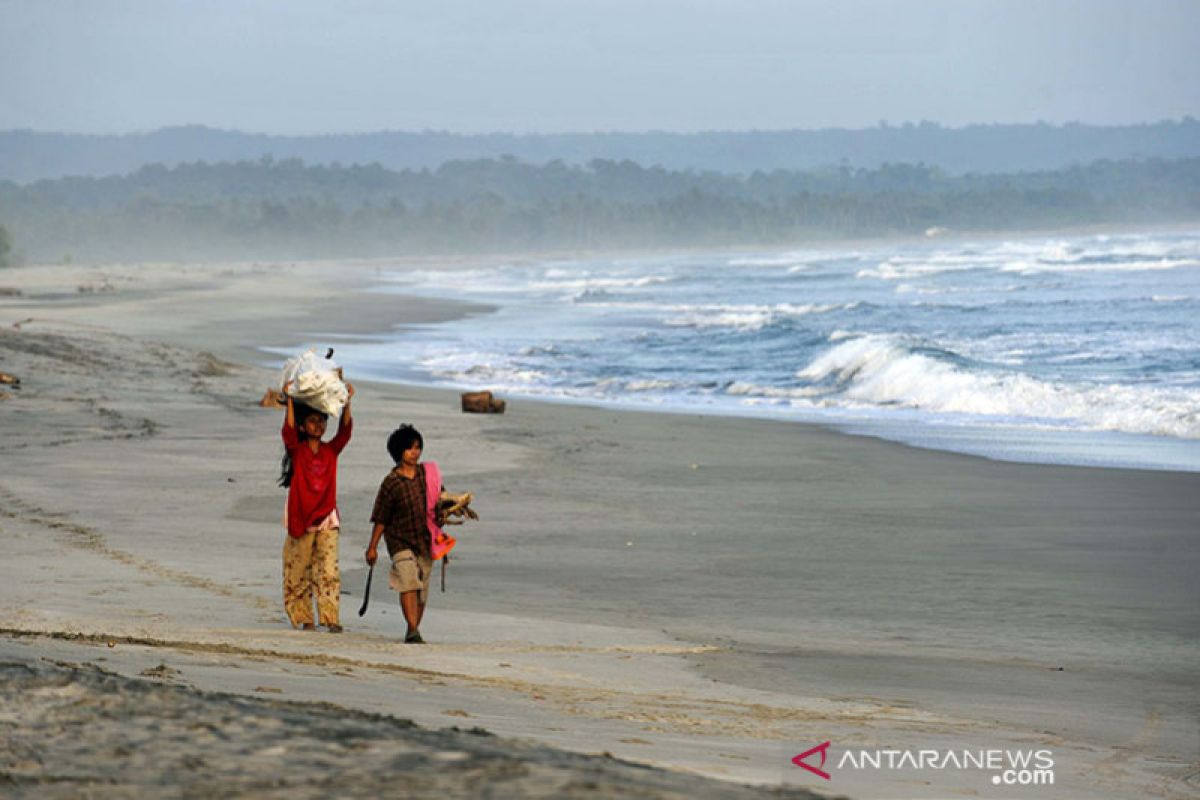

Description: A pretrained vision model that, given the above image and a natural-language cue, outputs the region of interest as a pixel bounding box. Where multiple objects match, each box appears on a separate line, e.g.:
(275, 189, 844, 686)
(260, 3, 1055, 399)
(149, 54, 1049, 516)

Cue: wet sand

(0, 258, 1197, 799)
(0, 655, 829, 799)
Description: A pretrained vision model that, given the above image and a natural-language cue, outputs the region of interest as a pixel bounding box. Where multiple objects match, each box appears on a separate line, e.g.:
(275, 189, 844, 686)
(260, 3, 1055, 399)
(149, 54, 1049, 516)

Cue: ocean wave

(994, 235, 1196, 262)
(433, 364, 550, 385)
(1000, 257, 1198, 275)
(726, 250, 857, 268)
(856, 259, 990, 280)
(726, 381, 824, 399)
(418, 350, 552, 387)
(854, 233, 1200, 282)
(624, 378, 678, 392)
(794, 334, 1200, 439)
(384, 267, 674, 298)
(895, 282, 1022, 295)
(530, 275, 671, 291)
(517, 344, 566, 356)
(589, 377, 681, 393)
(573, 288, 615, 302)
(727, 254, 808, 267)
(664, 302, 857, 331)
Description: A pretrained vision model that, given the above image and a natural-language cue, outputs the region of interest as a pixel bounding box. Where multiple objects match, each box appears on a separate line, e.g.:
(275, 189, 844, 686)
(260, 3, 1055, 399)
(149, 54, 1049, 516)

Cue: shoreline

(16, 217, 1199, 273)
(268, 233, 1200, 476)
(324, 375, 1200, 476)
(2, 257, 1197, 798)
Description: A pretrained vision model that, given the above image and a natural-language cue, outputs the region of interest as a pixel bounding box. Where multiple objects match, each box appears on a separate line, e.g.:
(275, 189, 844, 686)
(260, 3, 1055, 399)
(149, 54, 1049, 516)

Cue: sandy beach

(1, 258, 1197, 799)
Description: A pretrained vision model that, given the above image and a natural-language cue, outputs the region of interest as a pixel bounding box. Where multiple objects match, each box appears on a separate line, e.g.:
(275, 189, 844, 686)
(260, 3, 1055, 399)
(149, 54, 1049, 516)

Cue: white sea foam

(1000, 257, 1198, 275)
(436, 365, 550, 385)
(418, 350, 550, 387)
(726, 381, 824, 399)
(727, 254, 808, 267)
(664, 302, 855, 331)
(856, 259, 990, 280)
(854, 233, 1200, 281)
(625, 378, 678, 391)
(383, 267, 673, 298)
(795, 334, 1200, 439)
(896, 282, 1021, 296)
(419, 350, 505, 371)
(518, 344, 564, 356)
(727, 250, 853, 268)
(530, 275, 671, 291)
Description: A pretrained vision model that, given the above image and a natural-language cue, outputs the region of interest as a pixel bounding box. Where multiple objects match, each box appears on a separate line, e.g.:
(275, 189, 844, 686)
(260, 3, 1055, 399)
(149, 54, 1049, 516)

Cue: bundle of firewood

(437, 490, 478, 525)
(0, 371, 18, 400)
(258, 388, 286, 408)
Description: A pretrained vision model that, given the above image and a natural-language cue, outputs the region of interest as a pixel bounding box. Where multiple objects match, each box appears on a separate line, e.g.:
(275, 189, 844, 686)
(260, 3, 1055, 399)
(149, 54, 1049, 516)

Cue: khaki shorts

(389, 549, 433, 603)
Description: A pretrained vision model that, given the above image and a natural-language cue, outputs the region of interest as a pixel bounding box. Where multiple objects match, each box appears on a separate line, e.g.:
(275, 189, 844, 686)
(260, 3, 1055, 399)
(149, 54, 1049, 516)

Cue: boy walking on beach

(365, 424, 454, 644)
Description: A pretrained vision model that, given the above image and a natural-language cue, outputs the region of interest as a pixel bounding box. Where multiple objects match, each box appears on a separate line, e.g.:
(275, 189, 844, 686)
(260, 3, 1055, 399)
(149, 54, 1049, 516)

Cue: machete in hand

(358, 563, 374, 617)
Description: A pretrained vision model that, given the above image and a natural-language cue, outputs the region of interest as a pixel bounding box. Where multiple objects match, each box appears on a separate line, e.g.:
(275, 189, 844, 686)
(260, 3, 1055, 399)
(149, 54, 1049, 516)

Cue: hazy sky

(2, 0, 1197, 134)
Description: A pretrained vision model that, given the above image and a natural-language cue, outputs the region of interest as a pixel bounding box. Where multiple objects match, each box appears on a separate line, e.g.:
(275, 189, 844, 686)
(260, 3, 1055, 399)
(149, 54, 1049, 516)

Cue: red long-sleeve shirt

(282, 417, 352, 538)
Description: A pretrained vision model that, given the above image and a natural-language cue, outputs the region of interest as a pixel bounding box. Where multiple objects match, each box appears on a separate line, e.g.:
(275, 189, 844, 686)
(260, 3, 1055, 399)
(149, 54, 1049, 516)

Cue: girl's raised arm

(281, 381, 301, 451)
(283, 380, 296, 430)
(329, 382, 354, 454)
(341, 382, 355, 425)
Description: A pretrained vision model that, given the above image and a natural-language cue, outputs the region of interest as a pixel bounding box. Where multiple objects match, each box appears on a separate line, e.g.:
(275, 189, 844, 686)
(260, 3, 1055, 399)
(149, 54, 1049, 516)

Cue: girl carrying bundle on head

(279, 379, 354, 632)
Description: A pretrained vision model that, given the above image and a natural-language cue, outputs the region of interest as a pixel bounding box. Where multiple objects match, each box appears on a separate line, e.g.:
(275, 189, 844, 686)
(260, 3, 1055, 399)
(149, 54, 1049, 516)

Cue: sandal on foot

(326, 624, 343, 633)
(404, 631, 425, 644)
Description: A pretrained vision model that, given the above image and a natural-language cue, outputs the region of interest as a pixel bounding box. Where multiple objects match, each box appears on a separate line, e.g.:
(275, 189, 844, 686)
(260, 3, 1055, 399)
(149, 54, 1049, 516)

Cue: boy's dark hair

(387, 424, 424, 464)
(278, 401, 326, 488)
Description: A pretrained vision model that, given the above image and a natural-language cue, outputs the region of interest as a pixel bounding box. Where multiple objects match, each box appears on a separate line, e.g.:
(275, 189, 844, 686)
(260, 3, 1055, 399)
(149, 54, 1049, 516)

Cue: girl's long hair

(279, 402, 321, 488)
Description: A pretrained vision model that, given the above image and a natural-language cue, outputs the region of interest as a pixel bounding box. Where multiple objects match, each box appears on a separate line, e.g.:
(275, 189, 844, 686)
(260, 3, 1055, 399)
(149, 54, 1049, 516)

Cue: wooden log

(461, 390, 505, 413)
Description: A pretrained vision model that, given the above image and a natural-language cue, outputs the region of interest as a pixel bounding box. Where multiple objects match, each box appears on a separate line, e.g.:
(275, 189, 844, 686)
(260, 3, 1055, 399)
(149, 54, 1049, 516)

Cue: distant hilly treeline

(1, 154, 1198, 263)
(3, 119, 1200, 183)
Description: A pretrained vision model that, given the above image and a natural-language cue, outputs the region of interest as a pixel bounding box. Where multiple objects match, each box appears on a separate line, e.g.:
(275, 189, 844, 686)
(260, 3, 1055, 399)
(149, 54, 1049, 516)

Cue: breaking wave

(794, 334, 1200, 439)
(663, 302, 858, 331)
(334, 228, 1200, 470)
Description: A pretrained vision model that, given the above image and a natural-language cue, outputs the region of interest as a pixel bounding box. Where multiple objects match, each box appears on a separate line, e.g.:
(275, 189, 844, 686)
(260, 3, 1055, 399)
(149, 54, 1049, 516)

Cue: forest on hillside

(0, 155, 1197, 263)
(3, 119, 1198, 183)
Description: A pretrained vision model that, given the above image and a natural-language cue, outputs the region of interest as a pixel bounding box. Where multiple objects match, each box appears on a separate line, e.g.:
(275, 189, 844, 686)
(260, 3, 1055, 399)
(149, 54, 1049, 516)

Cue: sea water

(327, 229, 1200, 472)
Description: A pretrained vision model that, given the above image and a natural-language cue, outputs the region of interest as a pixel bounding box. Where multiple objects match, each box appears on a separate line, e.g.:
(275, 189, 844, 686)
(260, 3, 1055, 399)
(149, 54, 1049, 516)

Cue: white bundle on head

(281, 349, 349, 417)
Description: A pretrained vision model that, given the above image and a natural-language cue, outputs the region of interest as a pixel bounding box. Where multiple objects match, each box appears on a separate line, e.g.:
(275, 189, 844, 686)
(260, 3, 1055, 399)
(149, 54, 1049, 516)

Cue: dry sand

(0, 258, 1196, 799)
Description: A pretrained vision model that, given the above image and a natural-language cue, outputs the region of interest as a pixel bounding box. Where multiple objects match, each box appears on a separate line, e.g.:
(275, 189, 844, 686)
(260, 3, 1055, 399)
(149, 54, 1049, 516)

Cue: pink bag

(423, 462, 457, 561)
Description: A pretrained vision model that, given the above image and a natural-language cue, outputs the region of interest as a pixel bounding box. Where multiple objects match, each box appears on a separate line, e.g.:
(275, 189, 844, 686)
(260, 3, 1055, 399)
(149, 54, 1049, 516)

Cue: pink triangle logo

(792, 741, 832, 780)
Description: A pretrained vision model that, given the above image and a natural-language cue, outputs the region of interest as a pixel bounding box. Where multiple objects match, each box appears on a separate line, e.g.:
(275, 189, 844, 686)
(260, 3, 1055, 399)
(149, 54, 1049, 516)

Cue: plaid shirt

(370, 467, 430, 559)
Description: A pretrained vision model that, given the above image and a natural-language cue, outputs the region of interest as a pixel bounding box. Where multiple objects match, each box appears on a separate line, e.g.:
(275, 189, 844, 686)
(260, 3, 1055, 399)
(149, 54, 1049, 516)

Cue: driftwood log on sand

(461, 390, 506, 414)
